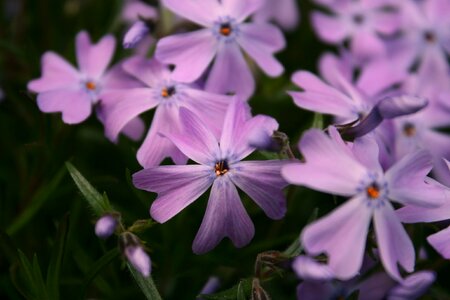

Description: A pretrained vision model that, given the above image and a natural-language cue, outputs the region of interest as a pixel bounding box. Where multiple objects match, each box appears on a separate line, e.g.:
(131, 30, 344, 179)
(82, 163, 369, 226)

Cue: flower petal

(374, 201, 415, 282)
(221, 0, 263, 22)
(238, 23, 285, 77)
(311, 12, 348, 43)
(27, 52, 79, 93)
(133, 164, 213, 223)
(137, 105, 187, 168)
(301, 195, 372, 280)
(162, 0, 219, 27)
(75, 31, 116, 79)
(193, 177, 254, 254)
(205, 43, 255, 101)
(292, 256, 335, 281)
(37, 88, 92, 124)
(123, 56, 170, 87)
(350, 31, 386, 60)
(427, 227, 450, 259)
(166, 107, 220, 165)
(101, 88, 160, 142)
(282, 129, 366, 196)
(155, 29, 218, 83)
(230, 160, 288, 220)
(386, 150, 447, 207)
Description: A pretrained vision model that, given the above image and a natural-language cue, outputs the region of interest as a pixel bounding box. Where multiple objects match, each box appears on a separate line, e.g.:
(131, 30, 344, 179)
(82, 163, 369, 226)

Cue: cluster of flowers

(27, 0, 450, 298)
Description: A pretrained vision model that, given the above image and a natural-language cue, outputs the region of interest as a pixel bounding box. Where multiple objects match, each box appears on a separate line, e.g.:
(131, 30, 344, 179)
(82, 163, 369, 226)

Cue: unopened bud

(119, 232, 151, 277)
(95, 214, 117, 239)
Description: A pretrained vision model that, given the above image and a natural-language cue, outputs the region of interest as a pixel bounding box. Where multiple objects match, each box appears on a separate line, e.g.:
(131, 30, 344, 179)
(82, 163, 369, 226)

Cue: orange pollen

(403, 123, 416, 137)
(161, 88, 169, 98)
(366, 186, 380, 199)
(214, 161, 228, 176)
(220, 26, 232, 36)
(161, 86, 175, 98)
(85, 81, 96, 90)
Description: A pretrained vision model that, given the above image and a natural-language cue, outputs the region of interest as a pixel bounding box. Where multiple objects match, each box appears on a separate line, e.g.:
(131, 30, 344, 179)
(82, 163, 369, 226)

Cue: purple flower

(95, 214, 118, 239)
(133, 99, 288, 253)
(311, 0, 401, 60)
(125, 245, 151, 277)
(121, 0, 158, 23)
(253, 0, 300, 31)
(197, 276, 220, 299)
(101, 56, 231, 168)
(293, 256, 335, 281)
(28, 31, 116, 124)
(282, 127, 447, 281)
(155, 0, 286, 100)
(123, 21, 151, 49)
(27, 31, 145, 140)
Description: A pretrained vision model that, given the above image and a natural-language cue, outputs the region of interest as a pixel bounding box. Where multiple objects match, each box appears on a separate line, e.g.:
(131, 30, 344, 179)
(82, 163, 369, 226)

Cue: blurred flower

(27, 31, 145, 141)
(311, 0, 401, 61)
(197, 276, 220, 299)
(155, 0, 286, 100)
(101, 56, 231, 167)
(95, 214, 118, 239)
(123, 21, 150, 49)
(133, 99, 288, 253)
(253, 0, 300, 31)
(282, 127, 448, 281)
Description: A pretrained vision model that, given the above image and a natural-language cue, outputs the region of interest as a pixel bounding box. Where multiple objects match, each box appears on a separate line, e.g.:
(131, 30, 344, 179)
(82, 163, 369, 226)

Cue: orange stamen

(366, 186, 380, 199)
(214, 161, 228, 176)
(85, 81, 96, 90)
(220, 26, 231, 36)
(161, 88, 169, 98)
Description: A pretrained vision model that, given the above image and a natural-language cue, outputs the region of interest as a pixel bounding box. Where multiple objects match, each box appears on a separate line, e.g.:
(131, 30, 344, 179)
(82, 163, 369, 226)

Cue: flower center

(403, 123, 416, 137)
(353, 14, 364, 24)
(424, 31, 436, 43)
(366, 184, 380, 199)
(85, 81, 96, 91)
(161, 86, 176, 98)
(214, 160, 229, 176)
(219, 23, 232, 36)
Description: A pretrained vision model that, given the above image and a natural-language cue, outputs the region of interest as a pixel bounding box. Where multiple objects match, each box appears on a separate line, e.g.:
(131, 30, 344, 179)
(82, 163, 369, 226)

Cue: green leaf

(66, 162, 112, 216)
(6, 166, 67, 235)
(202, 278, 253, 300)
(311, 113, 324, 129)
(46, 214, 70, 300)
(16, 250, 38, 298)
(32, 255, 49, 300)
(283, 207, 318, 258)
(127, 263, 162, 300)
(81, 248, 120, 298)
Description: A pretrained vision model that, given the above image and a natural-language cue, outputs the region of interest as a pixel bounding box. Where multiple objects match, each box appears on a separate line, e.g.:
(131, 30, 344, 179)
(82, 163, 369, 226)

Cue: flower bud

(123, 21, 150, 49)
(119, 232, 151, 277)
(95, 214, 117, 239)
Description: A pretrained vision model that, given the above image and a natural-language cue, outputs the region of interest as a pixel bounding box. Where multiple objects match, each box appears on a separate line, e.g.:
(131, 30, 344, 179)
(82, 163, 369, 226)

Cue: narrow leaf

(66, 162, 112, 216)
(46, 214, 70, 300)
(32, 254, 49, 299)
(128, 263, 162, 300)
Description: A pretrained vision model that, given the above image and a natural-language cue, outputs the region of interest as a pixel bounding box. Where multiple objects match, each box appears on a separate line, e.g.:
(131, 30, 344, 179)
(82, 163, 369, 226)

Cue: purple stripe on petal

(301, 195, 372, 280)
(230, 160, 288, 220)
(374, 202, 415, 282)
(133, 164, 213, 223)
(137, 105, 187, 168)
(155, 29, 218, 83)
(193, 177, 254, 254)
(166, 107, 220, 165)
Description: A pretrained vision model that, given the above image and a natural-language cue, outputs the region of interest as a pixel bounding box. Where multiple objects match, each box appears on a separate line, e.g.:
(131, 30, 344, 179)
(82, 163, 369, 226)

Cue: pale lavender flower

(282, 127, 447, 281)
(27, 31, 145, 140)
(95, 214, 118, 239)
(197, 276, 221, 299)
(155, 0, 286, 100)
(253, 0, 300, 31)
(133, 99, 288, 253)
(293, 256, 335, 281)
(101, 56, 231, 168)
(311, 0, 401, 60)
